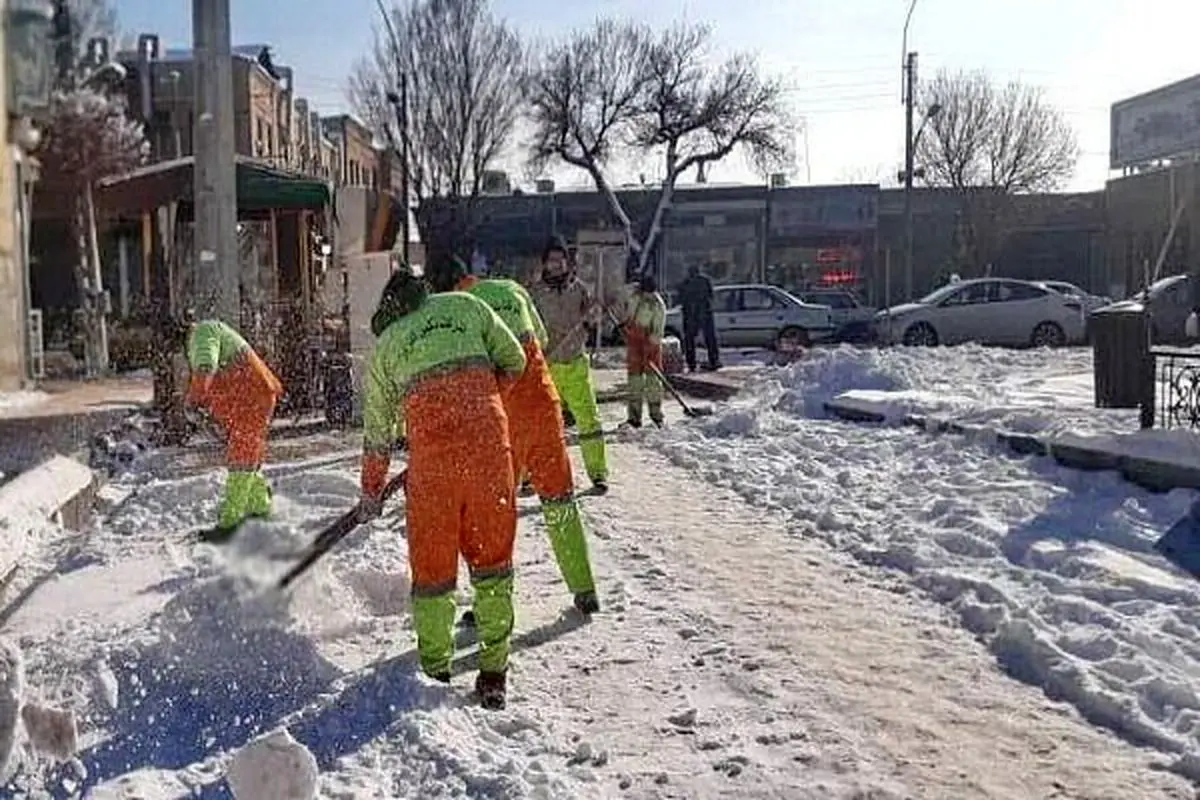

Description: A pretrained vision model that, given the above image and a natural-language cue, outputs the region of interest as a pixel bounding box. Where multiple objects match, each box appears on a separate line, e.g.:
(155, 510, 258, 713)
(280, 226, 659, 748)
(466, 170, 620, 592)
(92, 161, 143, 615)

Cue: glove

(355, 494, 383, 524)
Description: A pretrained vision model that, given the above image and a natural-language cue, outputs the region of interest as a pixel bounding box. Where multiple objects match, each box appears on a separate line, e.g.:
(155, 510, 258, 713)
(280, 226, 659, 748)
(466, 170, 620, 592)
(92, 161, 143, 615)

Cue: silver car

(1035, 280, 1112, 315)
(664, 284, 835, 349)
(876, 277, 1086, 347)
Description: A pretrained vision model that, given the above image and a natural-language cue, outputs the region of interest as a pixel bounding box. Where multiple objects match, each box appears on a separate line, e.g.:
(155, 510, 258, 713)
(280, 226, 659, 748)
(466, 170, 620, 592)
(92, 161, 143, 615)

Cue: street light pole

(903, 51, 917, 301)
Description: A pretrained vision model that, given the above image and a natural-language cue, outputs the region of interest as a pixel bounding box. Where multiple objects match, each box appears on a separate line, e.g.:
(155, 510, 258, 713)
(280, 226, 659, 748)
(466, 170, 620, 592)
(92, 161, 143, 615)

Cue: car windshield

(773, 288, 809, 306)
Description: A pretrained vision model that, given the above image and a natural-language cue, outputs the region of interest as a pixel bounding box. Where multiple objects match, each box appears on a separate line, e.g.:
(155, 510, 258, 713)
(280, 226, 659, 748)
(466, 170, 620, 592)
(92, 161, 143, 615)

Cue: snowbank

(649, 370, 1200, 774)
(73, 574, 340, 788)
(757, 344, 1137, 437)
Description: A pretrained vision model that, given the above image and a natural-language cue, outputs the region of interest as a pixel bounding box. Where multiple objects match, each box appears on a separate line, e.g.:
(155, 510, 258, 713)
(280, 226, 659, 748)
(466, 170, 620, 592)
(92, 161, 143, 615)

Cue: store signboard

(769, 185, 877, 237)
(1111, 73, 1200, 168)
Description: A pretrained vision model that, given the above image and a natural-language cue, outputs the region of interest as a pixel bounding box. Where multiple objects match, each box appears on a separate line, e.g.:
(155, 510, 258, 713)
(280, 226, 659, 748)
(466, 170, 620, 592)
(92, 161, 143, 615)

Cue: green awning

(96, 156, 333, 216)
(237, 161, 332, 211)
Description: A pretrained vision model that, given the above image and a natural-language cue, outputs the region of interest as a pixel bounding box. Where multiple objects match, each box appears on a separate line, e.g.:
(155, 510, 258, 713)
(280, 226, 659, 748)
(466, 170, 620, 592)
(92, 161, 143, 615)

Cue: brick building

(321, 114, 376, 188)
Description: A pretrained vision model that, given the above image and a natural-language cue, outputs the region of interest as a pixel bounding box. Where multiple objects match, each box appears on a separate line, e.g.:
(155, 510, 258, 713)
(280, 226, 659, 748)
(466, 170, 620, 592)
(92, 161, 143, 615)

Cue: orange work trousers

(205, 351, 283, 469)
(404, 367, 517, 592)
(506, 339, 574, 499)
(625, 329, 663, 375)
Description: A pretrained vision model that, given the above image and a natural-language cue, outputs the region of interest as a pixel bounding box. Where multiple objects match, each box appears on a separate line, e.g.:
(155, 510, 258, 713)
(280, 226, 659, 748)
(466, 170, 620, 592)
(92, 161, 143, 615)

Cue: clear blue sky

(113, 0, 1200, 193)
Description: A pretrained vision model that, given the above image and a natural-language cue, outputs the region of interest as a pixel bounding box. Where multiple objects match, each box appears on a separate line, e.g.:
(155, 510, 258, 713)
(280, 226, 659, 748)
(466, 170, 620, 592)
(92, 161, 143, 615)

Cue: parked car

(664, 284, 835, 350)
(1034, 280, 1111, 315)
(798, 289, 877, 343)
(875, 277, 1086, 348)
(1093, 273, 1193, 345)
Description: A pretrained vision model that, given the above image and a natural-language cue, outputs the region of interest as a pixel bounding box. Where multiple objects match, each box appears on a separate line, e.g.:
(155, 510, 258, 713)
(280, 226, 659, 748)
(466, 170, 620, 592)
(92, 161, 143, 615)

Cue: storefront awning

(95, 155, 333, 217)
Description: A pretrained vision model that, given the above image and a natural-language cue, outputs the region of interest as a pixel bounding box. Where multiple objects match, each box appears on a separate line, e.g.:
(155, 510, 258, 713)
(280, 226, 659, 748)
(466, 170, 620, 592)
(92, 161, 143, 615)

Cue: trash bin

(1091, 304, 1151, 409)
(322, 353, 354, 428)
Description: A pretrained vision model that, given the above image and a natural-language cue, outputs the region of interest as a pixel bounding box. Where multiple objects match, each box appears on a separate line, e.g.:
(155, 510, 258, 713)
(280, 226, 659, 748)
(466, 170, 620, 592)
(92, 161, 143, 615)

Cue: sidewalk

(0, 376, 152, 475)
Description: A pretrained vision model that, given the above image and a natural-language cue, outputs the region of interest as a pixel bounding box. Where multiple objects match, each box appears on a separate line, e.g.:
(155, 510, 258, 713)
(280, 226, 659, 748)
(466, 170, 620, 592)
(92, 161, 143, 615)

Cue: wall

(0, 5, 26, 392)
(338, 117, 376, 188)
(245, 61, 281, 162)
(1105, 164, 1200, 298)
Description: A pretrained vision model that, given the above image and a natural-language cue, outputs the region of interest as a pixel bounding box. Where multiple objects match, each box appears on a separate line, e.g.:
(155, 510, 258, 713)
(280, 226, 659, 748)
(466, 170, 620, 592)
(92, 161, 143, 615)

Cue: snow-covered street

(2, 348, 1200, 797)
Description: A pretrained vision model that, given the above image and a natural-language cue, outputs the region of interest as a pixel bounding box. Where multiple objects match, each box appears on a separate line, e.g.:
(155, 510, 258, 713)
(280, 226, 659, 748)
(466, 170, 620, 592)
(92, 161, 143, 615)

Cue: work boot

(475, 670, 507, 710)
(573, 591, 600, 616)
(247, 472, 273, 519)
(649, 404, 665, 428)
(214, 471, 254, 537)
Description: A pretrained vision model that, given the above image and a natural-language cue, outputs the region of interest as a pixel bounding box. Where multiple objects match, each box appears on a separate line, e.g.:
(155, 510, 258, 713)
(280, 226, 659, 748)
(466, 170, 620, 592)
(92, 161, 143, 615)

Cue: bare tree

(528, 20, 792, 276)
(917, 69, 1079, 271)
(347, 0, 527, 252)
(52, 0, 119, 87)
(38, 89, 149, 373)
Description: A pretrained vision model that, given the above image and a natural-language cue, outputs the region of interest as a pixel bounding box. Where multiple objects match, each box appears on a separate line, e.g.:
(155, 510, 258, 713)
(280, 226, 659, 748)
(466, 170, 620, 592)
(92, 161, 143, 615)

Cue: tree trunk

(84, 182, 109, 374)
(72, 200, 94, 376)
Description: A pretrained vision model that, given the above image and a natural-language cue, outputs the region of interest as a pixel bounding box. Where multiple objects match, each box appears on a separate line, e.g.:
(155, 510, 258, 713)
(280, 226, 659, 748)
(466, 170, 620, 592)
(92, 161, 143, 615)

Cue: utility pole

(374, 0, 410, 265)
(902, 51, 917, 301)
(399, 71, 410, 265)
(192, 0, 240, 323)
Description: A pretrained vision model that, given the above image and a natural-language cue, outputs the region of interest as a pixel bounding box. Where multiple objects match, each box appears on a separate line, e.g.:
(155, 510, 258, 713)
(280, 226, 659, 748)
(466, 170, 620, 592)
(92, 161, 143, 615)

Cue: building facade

(422, 181, 1107, 305)
(321, 114, 377, 188)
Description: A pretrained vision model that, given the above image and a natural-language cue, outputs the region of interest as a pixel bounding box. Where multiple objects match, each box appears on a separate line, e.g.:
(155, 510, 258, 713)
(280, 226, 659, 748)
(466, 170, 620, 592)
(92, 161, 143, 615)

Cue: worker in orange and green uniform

(356, 267, 526, 710)
(425, 255, 600, 616)
(621, 274, 668, 428)
(527, 236, 609, 493)
(181, 317, 284, 540)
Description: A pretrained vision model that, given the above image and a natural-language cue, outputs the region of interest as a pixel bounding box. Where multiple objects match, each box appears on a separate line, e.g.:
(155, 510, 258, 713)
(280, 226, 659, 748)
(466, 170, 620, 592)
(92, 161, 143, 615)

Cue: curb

(823, 399, 1200, 494)
(0, 454, 97, 573)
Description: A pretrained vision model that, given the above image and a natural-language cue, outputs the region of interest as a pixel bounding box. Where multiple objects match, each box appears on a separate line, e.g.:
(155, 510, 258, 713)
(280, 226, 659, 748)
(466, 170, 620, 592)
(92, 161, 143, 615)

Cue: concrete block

(1047, 441, 1121, 472)
(823, 400, 885, 423)
(997, 432, 1049, 457)
(1119, 456, 1200, 493)
(0, 455, 95, 533)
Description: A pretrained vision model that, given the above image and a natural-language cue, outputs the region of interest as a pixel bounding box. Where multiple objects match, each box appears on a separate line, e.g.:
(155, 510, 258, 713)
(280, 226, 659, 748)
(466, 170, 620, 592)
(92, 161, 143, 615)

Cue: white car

(876, 277, 1086, 348)
(664, 284, 835, 349)
(1034, 280, 1112, 315)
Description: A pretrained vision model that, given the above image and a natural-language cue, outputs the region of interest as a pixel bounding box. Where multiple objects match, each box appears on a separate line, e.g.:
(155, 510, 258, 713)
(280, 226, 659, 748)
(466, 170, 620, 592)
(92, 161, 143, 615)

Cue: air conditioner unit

(769, 173, 788, 188)
(535, 179, 555, 194)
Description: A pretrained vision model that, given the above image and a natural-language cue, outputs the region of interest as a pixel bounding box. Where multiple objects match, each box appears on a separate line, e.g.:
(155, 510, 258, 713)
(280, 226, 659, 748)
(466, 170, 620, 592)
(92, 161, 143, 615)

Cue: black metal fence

(1155, 347, 1200, 430)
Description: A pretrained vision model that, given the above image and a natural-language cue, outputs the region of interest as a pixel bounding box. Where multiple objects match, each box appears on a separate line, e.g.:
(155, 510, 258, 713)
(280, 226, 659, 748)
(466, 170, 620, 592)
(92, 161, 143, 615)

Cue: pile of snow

(71, 574, 339, 787)
(649, 381, 1200, 774)
(226, 729, 318, 800)
(754, 345, 1138, 437)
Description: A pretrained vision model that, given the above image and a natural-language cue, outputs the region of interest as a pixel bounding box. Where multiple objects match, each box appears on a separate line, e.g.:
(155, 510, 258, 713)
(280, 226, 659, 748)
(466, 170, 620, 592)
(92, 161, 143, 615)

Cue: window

(995, 282, 1047, 302)
(940, 282, 990, 306)
(740, 288, 780, 311)
(713, 288, 738, 313)
(805, 292, 853, 309)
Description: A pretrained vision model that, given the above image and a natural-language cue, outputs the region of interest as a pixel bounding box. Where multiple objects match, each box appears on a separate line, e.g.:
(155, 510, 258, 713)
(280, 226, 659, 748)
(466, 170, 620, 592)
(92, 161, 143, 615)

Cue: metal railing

(1155, 348, 1200, 430)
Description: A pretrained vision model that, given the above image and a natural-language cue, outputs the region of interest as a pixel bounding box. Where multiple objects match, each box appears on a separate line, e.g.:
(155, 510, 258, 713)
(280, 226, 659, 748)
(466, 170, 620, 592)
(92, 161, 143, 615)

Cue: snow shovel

(602, 307, 714, 419)
(1154, 501, 1200, 581)
(276, 468, 408, 590)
